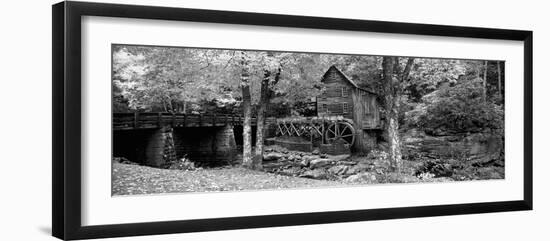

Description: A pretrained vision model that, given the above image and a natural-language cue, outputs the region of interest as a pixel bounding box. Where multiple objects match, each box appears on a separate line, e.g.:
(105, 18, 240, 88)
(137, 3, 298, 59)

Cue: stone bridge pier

(173, 125, 237, 166)
(113, 125, 237, 167)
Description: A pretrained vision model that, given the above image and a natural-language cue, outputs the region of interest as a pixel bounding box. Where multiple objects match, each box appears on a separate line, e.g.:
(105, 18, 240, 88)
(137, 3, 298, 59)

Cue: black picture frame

(52, 1, 533, 240)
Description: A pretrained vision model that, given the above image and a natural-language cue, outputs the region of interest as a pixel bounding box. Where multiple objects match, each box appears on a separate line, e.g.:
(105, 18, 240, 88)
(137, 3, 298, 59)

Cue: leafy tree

(113, 46, 236, 112)
(112, 83, 131, 112)
(381, 56, 415, 172)
(406, 59, 466, 102)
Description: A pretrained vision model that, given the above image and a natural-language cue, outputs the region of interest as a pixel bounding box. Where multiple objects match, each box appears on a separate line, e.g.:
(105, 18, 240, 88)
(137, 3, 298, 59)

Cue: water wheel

(325, 121, 356, 145)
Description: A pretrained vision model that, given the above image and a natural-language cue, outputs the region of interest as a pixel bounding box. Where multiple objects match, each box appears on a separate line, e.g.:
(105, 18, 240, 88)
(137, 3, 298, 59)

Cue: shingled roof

(322, 65, 377, 94)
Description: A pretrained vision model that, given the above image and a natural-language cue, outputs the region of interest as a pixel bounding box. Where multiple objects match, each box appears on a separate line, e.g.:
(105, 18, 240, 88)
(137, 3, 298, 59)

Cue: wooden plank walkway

(113, 112, 259, 130)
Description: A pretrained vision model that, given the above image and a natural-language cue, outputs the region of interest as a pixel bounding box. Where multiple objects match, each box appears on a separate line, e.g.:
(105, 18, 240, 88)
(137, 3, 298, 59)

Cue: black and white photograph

(111, 45, 506, 195)
(2, 0, 546, 240)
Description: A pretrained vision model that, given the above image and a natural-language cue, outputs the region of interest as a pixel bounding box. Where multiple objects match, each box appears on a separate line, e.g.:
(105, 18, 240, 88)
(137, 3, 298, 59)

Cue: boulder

(288, 154, 303, 162)
(345, 173, 377, 184)
(312, 149, 320, 155)
(302, 155, 317, 161)
(415, 160, 453, 177)
(279, 167, 303, 177)
(402, 129, 503, 161)
(327, 165, 350, 176)
(330, 154, 351, 162)
(300, 169, 328, 179)
(286, 155, 295, 162)
(113, 157, 139, 165)
(309, 158, 332, 168)
(264, 152, 284, 162)
(344, 162, 372, 175)
(338, 160, 358, 166)
(299, 159, 310, 167)
(476, 167, 504, 180)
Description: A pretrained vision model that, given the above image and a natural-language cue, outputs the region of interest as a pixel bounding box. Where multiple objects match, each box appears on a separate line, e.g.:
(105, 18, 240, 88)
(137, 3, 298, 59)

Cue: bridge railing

(113, 112, 263, 130)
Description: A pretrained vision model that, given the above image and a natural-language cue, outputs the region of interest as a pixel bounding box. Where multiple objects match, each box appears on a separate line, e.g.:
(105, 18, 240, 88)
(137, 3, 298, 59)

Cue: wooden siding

(316, 67, 354, 119)
(352, 88, 381, 152)
(353, 89, 380, 129)
(359, 90, 381, 129)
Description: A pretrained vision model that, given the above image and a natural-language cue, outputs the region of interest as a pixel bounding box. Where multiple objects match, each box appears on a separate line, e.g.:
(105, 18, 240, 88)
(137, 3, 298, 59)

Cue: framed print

(52, 1, 533, 240)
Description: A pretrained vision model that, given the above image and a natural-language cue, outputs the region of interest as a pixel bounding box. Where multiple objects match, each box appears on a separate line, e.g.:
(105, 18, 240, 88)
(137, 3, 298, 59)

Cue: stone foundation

(144, 127, 177, 167)
(173, 125, 237, 166)
(320, 142, 351, 155)
(402, 128, 504, 161)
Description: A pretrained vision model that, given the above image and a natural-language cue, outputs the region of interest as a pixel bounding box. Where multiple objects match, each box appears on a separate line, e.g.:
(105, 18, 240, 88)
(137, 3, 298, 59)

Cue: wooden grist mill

(272, 65, 383, 154)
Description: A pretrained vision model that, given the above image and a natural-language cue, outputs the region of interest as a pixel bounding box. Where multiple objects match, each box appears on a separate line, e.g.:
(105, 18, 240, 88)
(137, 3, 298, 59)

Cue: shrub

(166, 156, 197, 170)
(416, 78, 503, 134)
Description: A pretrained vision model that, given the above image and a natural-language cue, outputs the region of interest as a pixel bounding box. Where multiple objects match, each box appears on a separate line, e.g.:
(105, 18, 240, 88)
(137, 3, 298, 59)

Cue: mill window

(342, 87, 349, 97)
(343, 103, 349, 113)
(322, 104, 328, 113)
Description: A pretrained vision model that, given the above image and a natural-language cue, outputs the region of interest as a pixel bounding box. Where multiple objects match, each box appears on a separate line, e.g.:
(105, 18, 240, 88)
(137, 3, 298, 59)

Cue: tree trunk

(387, 100, 402, 172)
(382, 56, 402, 172)
(240, 52, 254, 169)
(381, 56, 414, 172)
(241, 83, 253, 168)
(253, 74, 270, 168)
(162, 100, 168, 112)
(497, 61, 502, 102)
(171, 100, 176, 113)
(483, 60, 488, 103)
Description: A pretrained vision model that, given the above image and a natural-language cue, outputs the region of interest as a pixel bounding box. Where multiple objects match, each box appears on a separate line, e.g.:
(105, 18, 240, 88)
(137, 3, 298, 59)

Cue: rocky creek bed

(261, 146, 444, 184)
(261, 143, 504, 184)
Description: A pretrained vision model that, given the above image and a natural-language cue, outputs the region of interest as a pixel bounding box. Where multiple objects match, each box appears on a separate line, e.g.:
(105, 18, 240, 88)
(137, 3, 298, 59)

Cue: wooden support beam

(171, 113, 176, 127)
(157, 112, 162, 127)
(277, 124, 284, 136)
(133, 112, 139, 129)
(290, 123, 300, 136)
(310, 119, 313, 144)
(322, 120, 325, 144)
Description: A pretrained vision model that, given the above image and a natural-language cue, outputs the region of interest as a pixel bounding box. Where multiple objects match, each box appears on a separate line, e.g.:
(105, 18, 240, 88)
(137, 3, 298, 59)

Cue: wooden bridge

(113, 112, 259, 130)
(113, 112, 271, 168)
